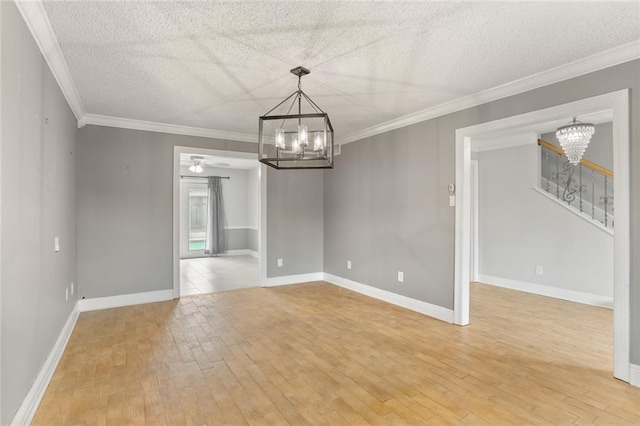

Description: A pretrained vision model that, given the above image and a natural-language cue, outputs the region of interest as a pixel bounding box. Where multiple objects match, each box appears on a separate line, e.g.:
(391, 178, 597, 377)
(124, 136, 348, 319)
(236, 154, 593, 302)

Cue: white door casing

(454, 90, 630, 382)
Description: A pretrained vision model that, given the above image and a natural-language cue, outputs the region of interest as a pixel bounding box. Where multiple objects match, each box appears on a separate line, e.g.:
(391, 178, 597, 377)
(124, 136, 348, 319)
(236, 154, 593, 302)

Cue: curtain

(204, 176, 226, 255)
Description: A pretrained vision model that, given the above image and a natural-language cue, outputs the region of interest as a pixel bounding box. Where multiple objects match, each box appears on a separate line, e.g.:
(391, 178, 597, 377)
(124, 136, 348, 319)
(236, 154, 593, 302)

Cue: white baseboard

(323, 273, 454, 323)
(10, 303, 80, 426)
(630, 364, 640, 388)
(78, 289, 174, 312)
(225, 249, 258, 258)
(478, 274, 613, 308)
(263, 272, 324, 287)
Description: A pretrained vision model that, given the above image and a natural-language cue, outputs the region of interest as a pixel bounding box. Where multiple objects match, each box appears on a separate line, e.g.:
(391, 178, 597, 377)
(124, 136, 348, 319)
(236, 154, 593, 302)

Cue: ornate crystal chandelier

(555, 117, 595, 165)
(258, 66, 334, 170)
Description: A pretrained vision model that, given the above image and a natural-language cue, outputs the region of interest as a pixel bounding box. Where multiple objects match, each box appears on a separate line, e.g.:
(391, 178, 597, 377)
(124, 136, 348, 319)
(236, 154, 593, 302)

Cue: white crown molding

(323, 273, 454, 323)
(471, 131, 538, 152)
(16, 0, 639, 146)
(338, 40, 640, 145)
(82, 114, 257, 143)
(13, 0, 86, 123)
(10, 303, 79, 426)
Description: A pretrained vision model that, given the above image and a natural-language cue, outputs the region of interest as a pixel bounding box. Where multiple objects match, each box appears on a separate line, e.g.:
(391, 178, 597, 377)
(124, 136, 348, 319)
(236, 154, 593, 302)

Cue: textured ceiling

(43, 1, 640, 138)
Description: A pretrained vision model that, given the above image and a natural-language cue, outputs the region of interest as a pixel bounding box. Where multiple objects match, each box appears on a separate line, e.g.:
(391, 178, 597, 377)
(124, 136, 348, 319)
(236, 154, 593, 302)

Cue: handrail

(538, 139, 613, 178)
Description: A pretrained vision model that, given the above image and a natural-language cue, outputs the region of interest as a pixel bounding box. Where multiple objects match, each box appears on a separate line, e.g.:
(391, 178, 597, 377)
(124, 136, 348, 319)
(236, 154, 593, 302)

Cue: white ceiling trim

(82, 114, 257, 143)
(337, 39, 640, 145)
(16, 0, 640, 144)
(469, 110, 612, 152)
(14, 0, 85, 123)
(470, 132, 539, 153)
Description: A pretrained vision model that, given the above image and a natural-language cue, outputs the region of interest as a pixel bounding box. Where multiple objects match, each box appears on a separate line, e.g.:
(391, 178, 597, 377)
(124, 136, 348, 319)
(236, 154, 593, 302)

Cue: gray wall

(324, 60, 640, 363)
(78, 126, 323, 298)
(77, 126, 255, 298)
(541, 121, 613, 170)
(225, 228, 249, 251)
(478, 144, 613, 297)
(324, 124, 451, 307)
(248, 229, 259, 252)
(1, 2, 78, 423)
(267, 168, 323, 277)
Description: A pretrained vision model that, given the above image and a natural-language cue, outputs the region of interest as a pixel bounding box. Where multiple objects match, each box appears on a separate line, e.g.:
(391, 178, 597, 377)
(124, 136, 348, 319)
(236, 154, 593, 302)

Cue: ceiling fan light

(189, 160, 204, 173)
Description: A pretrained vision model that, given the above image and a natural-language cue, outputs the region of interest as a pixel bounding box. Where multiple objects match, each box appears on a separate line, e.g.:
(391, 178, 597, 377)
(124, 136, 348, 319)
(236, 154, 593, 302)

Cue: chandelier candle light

(555, 117, 595, 165)
(258, 66, 334, 169)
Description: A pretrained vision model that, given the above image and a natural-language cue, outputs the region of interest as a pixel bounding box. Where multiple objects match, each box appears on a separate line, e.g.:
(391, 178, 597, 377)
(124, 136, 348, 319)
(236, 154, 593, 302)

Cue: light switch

(398, 271, 404, 282)
(54, 237, 60, 252)
(347, 260, 352, 270)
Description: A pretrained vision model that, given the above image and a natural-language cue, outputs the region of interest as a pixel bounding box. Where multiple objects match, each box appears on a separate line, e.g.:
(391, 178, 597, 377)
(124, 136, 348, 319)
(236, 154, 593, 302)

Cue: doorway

(173, 147, 267, 296)
(181, 181, 208, 258)
(454, 90, 630, 382)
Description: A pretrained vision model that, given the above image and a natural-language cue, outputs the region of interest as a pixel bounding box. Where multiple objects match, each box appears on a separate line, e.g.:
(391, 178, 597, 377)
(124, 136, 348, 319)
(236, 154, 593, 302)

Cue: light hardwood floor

(32, 282, 640, 425)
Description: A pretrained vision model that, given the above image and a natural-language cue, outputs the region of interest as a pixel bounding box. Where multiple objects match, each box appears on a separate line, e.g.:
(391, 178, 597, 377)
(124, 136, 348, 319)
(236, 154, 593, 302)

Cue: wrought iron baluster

(603, 176, 608, 227)
(579, 163, 583, 213)
(591, 169, 595, 220)
(556, 154, 560, 200)
(545, 149, 550, 192)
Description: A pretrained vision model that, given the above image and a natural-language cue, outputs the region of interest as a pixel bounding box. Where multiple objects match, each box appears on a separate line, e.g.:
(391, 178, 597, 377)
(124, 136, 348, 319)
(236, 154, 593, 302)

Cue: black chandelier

(258, 66, 334, 170)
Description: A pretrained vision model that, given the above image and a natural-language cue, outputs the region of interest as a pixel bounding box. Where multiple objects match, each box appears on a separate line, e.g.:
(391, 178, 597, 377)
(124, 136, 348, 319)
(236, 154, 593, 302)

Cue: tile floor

(180, 255, 259, 295)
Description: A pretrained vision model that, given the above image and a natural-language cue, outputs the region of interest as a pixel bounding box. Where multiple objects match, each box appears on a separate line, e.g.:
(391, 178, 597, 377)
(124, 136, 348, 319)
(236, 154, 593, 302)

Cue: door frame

(179, 179, 208, 258)
(470, 159, 479, 283)
(172, 146, 267, 298)
(453, 90, 630, 382)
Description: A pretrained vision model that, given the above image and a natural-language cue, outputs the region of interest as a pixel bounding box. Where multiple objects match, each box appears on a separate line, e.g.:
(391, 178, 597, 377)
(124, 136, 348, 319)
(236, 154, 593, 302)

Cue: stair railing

(538, 139, 614, 229)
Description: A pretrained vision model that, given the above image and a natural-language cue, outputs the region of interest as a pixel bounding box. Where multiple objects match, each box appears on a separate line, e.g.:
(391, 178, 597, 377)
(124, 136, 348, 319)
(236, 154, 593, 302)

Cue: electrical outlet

(347, 260, 352, 270)
(65, 288, 69, 301)
(398, 271, 404, 282)
(71, 282, 74, 295)
(535, 265, 544, 275)
(277, 258, 283, 267)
